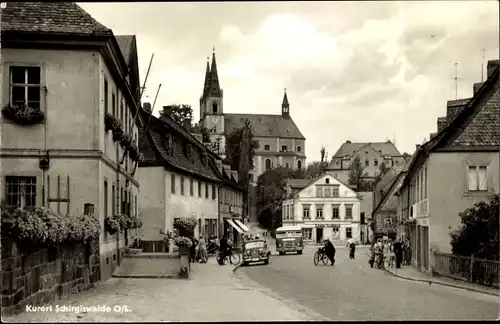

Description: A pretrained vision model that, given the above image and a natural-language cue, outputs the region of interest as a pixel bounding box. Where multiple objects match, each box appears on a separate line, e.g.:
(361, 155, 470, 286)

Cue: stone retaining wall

(1, 238, 100, 315)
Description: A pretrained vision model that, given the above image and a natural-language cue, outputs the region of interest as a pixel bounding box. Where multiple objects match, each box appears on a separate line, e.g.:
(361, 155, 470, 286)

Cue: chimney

(437, 117, 447, 133)
(143, 102, 152, 113)
(473, 83, 483, 95)
(486, 60, 499, 79)
(162, 105, 175, 116)
(416, 144, 420, 150)
(429, 132, 437, 140)
(183, 118, 192, 131)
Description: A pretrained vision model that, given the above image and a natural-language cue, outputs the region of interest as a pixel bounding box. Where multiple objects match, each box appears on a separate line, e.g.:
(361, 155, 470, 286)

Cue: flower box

(2, 104, 44, 125)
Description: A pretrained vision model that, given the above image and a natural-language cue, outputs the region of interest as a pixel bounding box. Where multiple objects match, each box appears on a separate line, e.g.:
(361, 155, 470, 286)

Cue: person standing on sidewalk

(394, 238, 403, 268)
(198, 235, 208, 263)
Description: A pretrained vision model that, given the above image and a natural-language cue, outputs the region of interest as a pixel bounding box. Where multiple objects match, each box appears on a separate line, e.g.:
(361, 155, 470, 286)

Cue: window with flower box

(5, 176, 37, 208)
(10, 66, 41, 109)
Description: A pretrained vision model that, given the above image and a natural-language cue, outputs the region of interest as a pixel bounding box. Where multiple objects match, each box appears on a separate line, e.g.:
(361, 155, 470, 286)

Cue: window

(212, 185, 216, 200)
(190, 179, 194, 196)
(104, 181, 108, 219)
(112, 185, 115, 215)
(249, 174, 254, 182)
(345, 204, 353, 219)
(316, 206, 323, 219)
(365, 159, 369, 166)
(265, 159, 272, 170)
(297, 146, 302, 152)
(112, 93, 116, 117)
(180, 177, 185, 195)
(10, 66, 41, 109)
(212, 101, 218, 113)
(303, 228, 312, 240)
(332, 186, 339, 197)
(281, 145, 287, 152)
(264, 145, 270, 151)
(120, 100, 124, 126)
(374, 159, 378, 166)
(346, 227, 352, 239)
(104, 79, 108, 114)
(325, 178, 330, 184)
(285, 162, 290, 168)
(297, 160, 302, 170)
(332, 205, 340, 219)
(205, 183, 209, 198)
(324, 186, 331, 197)
(468, 165, 487, 191)
(392, 160, 395, 167)
(171, 174, 176, 194)
(361, 212, 365, 224)
(198, 181, 202, 197)
(315, 186, 323, 197)
(135, 195, 137, 218)
(5, 176, 37, 207)
(125, 103, 129, 133)
(333, 225, 340, 238)
(303, 206, 310, 220)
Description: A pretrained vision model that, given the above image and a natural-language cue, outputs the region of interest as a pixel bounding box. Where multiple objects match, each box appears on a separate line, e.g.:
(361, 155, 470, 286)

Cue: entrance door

(422, 226, 429, 270)
(316, 228, 323, 243)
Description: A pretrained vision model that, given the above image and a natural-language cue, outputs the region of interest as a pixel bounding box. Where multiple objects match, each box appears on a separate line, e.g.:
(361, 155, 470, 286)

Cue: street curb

(112, 274, 182, 279)
(384, 269, 499, 296)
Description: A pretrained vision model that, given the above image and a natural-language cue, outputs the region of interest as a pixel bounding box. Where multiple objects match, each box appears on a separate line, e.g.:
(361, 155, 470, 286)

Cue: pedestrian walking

(198, 235, 208, 263)
(368, 242, 375, 268)
(387, 240, 395, 268)
(190, 236, 198, 263)
(394, 238, 402, 268)
(346, 237, 356, 259)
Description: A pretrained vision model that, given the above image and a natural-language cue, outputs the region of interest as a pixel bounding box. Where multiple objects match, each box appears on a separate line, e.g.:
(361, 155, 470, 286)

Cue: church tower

(200, 48, 226, 157)
(282, 88, 290, 117)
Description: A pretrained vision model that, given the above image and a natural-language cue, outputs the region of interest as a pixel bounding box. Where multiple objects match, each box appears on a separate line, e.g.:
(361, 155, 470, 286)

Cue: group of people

(369, 237, 411, 269)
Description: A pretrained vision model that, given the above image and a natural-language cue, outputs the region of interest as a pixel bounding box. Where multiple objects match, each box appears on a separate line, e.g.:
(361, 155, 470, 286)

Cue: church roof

(224, 113, 305, 139)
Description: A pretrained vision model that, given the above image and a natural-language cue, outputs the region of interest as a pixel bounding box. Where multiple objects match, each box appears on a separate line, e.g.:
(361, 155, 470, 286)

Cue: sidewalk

(3, 257, 311, 322)
(385, 265, 500, 296)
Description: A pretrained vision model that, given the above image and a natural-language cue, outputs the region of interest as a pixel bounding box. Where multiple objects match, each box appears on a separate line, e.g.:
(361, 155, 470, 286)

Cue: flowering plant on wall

(2, 104, 45, 125)
(104, 216, 121, 235)
(174, 236, 193, 247)
(173, 217, 197, 233)
(104, 112, 142, 162)
(1, 206, 101, 245)
(131, 217, 143, 229)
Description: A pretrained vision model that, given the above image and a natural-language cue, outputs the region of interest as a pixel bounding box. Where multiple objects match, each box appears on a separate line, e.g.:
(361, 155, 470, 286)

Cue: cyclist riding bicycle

(323, 239, 336, 266)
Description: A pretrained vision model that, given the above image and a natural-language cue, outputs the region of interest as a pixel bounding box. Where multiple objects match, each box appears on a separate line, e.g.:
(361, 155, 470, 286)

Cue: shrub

(174, 236, 193, 247)
(2, 104, 45, 125)
(105, 216, 121, 235)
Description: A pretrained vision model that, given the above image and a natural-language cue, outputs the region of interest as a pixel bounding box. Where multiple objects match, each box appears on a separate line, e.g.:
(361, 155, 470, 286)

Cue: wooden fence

(432, 251, 499, 287)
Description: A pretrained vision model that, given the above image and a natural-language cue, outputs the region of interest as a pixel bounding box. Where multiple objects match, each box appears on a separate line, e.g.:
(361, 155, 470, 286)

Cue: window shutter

(468, 166, 477, 191)
(478, 166, 487, 191)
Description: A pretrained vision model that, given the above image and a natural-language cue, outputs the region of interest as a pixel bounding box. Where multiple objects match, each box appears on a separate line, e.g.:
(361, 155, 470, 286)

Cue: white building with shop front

(282, 174, 361, 245)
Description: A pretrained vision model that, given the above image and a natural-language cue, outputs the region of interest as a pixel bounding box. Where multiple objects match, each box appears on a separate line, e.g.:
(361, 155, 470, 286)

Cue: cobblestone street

(3, 258, 310, 322)
(240, 246, 500, 320)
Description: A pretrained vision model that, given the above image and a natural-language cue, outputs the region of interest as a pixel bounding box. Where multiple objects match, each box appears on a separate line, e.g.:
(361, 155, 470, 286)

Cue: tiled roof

(115, 35, 134, 65)
(1, 2, 110, 35)
(286, 179, 310, 189)
(139, 110, 221, 182)
(332, 141, 402, 158)
(451, 84, 500, 146)
(373, 166, 403, 210)
(446, 98, 470, 123)
(224, 113, 305, 139)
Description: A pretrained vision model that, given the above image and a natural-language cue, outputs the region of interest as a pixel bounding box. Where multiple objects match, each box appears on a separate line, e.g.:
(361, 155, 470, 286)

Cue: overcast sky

(79, 1, 499, 162)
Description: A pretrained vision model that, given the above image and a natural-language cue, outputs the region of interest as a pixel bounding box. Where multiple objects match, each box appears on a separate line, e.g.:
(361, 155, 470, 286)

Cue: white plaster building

(282, 173, 361, 245)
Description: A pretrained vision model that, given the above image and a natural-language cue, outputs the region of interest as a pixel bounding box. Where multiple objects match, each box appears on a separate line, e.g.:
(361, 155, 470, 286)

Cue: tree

(450, 194, 499, 260)
(256, 166, 305, 232)
(224, 119, 259, 216)
(159, 104, 193, 125)
(348, 156, 364, 188)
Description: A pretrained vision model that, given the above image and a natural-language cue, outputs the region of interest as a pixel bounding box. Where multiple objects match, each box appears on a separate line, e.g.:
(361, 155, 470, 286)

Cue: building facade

(395, 59, 500, 273)
(0, 2, 142, 281)
(138, 110, 245, 250)
(282, 174, 361, 244)
(326, 141, 406, 184)
(198, 52, 307, 183)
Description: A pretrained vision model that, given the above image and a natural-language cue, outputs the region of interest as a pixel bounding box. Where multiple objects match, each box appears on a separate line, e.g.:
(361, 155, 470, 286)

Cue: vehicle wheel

(322, 254, 329, 265)
(230, 253, 241, 265)
(313, 251, 320, 265)
(279, 251, 285, 256)
(264, 259, 269, 265)
(297, 250, 303, 255)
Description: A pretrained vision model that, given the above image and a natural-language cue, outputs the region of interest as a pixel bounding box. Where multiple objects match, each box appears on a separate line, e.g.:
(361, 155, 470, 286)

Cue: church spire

(202, 56, 211, 98)
(208, 47, 222, 97)
(282, 88, 290, 116)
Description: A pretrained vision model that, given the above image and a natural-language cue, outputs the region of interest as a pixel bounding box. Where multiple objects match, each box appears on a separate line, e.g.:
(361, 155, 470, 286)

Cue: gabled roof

(286, 179, 311, 189)
(224, 113, 305, 139)
(1, 2, 110, 35)
(400, 60, 500, 189)
(332, 141, 402, 158)
(372, 167, 405, 216)
(115, 35, 135, 66)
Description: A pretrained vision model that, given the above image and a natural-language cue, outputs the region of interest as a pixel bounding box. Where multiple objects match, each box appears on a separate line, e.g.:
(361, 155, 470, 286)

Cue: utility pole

(481, 48, 485, 82)
(454, 62, 458, 100)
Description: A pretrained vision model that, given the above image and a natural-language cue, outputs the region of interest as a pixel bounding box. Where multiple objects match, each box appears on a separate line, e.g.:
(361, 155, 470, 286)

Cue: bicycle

(313, 247, 330, 266)
(216, 250, 241, 265)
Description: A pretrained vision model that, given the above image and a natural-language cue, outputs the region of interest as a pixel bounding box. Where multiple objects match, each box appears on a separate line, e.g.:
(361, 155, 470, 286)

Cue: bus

(275, 225, 304, 255)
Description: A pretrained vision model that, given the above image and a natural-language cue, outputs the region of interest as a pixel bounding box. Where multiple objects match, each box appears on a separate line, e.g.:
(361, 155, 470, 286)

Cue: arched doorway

(297, 160, 302, 170)
(265, 159, 272, 170)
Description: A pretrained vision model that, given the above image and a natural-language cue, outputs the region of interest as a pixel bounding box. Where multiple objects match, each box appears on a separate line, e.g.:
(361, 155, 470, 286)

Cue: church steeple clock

(199, 48, 226, 157)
